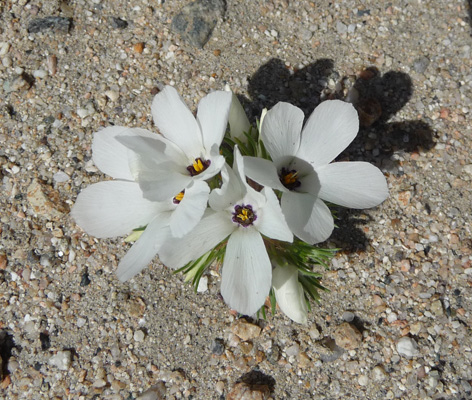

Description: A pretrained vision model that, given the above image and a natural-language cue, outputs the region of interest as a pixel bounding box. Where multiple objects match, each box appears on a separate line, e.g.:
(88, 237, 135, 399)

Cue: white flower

(116, 85, 232, 202)
(159, 148, 293, 316)
(244, 100, 389, 244)
(272, 263, 308, 324)
(225, 84, 251, 141)
(72, 126, 211, 281)
(71, 85, 232, 281)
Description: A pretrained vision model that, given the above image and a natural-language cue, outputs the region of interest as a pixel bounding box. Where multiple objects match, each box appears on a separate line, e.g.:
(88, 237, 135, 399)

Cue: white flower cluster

(72, 86, 388, 323)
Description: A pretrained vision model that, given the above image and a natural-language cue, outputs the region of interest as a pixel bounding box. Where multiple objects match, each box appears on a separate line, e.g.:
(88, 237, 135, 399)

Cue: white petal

(169, 180, 210, 237)
(233, 147, 265, 205)
(256, 187, 293, 242)
(116, 133, 187, 170)
(71, 181, 165, 238)
(261, 102, 304, 160)
(220, 228, 272, 316)
(273, 264, 308, 324)
(92, 126, 157, 180)
(281, 192, 334, 244)
(317, 162, 389, 208)
(298, 100, 359, 168)
(243, 156, 287, 192)
(137, 166, 192, 202)
(209, 164, 244, 211)
(151, 86, 202, 158)
(197, 90, 232, 151)
(116, 214, 172, 281)
(159, 211, 235, 269)
(298, 169, 321, 196)
(227, 92, 251, 141)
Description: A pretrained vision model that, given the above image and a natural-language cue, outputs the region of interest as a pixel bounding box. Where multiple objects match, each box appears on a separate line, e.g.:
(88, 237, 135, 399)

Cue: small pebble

(227, 382, 270, 400)
(27, 16, 72, 33)
(372, 365, 388, 381)
(53, 171, 70, 183)
(396, 337, 420, 358)
(134, 330, 145, 342)
(48, 350, 72, 371)
(197, 276, 208, 293)
(231, 320, 261, 341)
(110, 17, 128, 29)
(136, 382, 166, 400)
(333, 322, 362, 350)
(211, 338, 225, 355)
(105, 90, 119, 102)
(33, 69, 47, 79)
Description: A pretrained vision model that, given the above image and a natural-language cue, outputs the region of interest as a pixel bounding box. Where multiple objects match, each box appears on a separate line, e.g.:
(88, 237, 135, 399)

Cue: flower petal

(220, 228, 272, 316)
(169, 180, 210, 237)
(92, 126, 157, 180)
(137, 164, 192, 202)
(243, 156, 287, 192)
(256, 187, 293, 242)
(197, 90, 232, 151)
(226, 90, 251, 141)
(116, 214, 172, 281)
(273, 264, 308, 324)
(209, 164, 244, 211)
(116, 133, 187, 170)
(298, 100, 359, 168)
(151, 86, 202, 158)
(298, 169, 321, 196)
(233, 147, 265, 205)
(281, 192, 334, 244)
(261, 102, 304, 160)
(71, 181, 166, 238)
(159, 210, 234, 269)
(317, 162, 389, 208)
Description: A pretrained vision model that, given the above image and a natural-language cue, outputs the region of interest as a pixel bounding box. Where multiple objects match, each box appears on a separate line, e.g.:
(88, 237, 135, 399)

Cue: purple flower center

(187, 158, 211, 176)
(232, 204, 257, 227)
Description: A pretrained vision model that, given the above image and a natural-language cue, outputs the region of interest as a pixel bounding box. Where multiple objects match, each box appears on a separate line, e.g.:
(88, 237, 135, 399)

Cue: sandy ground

(1, 0, 471, 399)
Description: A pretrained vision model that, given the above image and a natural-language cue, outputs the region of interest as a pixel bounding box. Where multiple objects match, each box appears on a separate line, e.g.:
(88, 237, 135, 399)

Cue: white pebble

(396, 337, 420, 358)
(49, 350, 72, 370)
(105, 90, 119, 102)
(197, 276, 208, 293)
(33, 69, 48, 79)
(134, 330, 145, 342)
(358, 375, 368, 386)
(53, 171, 70, 183)
(0, 42, 10, 56)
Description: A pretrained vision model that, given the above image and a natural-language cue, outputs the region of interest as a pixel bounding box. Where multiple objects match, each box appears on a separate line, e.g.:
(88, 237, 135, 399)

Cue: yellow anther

(173, 190, 185, 204)
(238, 209, 249, 221)
(175, 191, 185, 202)
(283, 171, 298, 185)
(193, 158, 204, 172)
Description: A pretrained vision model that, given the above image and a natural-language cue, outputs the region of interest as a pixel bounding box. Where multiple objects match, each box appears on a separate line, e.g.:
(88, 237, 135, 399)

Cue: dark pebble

(211, 338, 225, 355)
(110, 17, 128, 29)
(27, 16, 72, 34)
(80, 272, 91, 287)
(171, 0, 225, 48)
(40, 332, 51, 351)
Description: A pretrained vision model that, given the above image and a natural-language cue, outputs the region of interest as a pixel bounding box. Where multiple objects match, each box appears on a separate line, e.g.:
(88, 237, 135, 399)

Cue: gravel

(1, 0, 471, 398)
